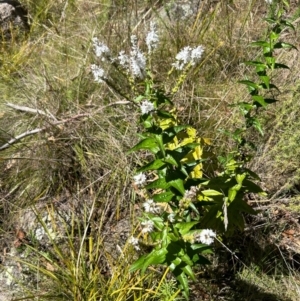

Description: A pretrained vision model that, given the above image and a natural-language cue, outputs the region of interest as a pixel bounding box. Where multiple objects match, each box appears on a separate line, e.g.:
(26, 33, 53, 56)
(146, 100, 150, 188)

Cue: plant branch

(0, 100, 131, 151)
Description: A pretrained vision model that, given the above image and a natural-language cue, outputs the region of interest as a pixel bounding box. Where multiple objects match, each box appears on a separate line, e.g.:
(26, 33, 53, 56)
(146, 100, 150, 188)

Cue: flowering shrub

(90, 7, 296, 298)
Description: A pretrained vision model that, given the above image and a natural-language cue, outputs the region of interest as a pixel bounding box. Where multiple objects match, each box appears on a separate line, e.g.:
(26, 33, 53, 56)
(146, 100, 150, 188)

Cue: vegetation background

(0, 0, 300, 300)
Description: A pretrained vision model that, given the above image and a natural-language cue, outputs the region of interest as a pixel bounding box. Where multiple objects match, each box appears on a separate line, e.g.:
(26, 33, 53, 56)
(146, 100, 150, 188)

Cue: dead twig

(0, 101, 131, 151)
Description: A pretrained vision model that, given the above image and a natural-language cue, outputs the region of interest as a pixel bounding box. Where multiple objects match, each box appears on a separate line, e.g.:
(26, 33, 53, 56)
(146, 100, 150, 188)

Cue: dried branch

(5, 102, 57, 121)
(0, 100, 131, 151)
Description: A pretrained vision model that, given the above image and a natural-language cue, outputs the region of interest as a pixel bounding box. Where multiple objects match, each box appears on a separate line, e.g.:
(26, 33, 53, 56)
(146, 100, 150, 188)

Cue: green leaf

(176, 272, 189, 300)
(244, 60, 266, 69)
(259, 76, 270, 90)
(180, 253, 193, 266)
(274, 42, 298, 50)
(169, 179, 185, 195)
(182, 265, 195, 281)
(156, 110, 176, 120)
(172, 257, 182, 266)
(279, 19, 295, 30)
(163, 154, 179, 167)
(127, 137, 159, 154)
(173, 125, 190, 133)
(252, 118, 264, 136)
(129, 254, 148, 272)
(190, 244, 213, 253)
(228, 187, 237, 202)
(175, 221, 198, 235)
(236, 173, 246, 184)
(201, 189, 223, 196)
(141, 248, 168, 274)
(238, 80, 260, 92)
(250, 41, 270, 47)
(137, 159, 166, 172)
(243, 179, 265, 193)
(274, 63, 290, 69)
(145, 178, 169, 190)
(152, 191, 175, 202)
(134, 95, 146, 103)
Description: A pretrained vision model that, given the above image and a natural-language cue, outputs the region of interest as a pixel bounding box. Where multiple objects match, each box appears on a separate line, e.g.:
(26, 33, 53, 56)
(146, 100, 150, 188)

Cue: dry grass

(1, 0, 300, 300)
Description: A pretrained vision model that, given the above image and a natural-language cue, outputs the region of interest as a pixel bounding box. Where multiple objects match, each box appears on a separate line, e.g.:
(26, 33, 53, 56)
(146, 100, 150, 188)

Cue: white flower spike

(118, 50, 129, 68)
(173, 45, 204, 70)
(130, 35, 146, 78)
(140, 100, 155, 114)
(133, 173, 146, 186)
(92, 37, 110, 61)
(143, 199, 160, 214)
(141, 220, 154, 234)
(146, 22, 159, 53)
(91, 64, 105, 83)
(128, 236, 140, 251)
(196, 229, 216, 245)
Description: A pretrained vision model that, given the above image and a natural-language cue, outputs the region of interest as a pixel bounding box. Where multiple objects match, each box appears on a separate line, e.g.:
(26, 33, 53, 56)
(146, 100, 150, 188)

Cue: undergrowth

(0, 0, 300, 300)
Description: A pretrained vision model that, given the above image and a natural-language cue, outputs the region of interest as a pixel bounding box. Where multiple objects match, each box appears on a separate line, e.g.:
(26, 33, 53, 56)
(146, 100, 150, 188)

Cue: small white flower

(172, 46, 192, 70)
(141, 220, 154, 234)
(172, 45, 204, 70)
(91, 64, 105, 83)
(128, 236, 140, 251)
(168, 213, 175, 223)
(140, 100, 155, 114)
(143, 199, 160, 214)
(191, 46, 205, 65)
(133, 173, 146, 185)
(184, 186, 198, 200)
(118, 50, 129, 67)
(195, 229, 216, 245)
(146, 22, 159, 53)
(130, 35, 146, 78)
(92, 37, 110, 61)
(265, 0, 272, 3)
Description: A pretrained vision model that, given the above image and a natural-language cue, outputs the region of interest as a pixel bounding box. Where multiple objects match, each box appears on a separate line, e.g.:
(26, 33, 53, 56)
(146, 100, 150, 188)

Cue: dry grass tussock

(0, 0, 300, 300)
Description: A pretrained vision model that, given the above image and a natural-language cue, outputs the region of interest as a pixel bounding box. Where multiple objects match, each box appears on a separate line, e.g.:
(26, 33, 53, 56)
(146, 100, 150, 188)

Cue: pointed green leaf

(141, 248, 168, 274)
(137, 159, 166, 172)
(129, 254, 148, 272)
(176, 272, 189, 300)
(145, 178, 169, 190)
(274, 42, 298, 50)
(152, 191, 175, 202)
(175, 221, 198, 235)
(127, 138, 159, 154)
(201, 189, 223, 197)
(169, 179, 185, 195)
(250, 41, 270, 47)
(238, 80, 260, 91)
(274, 63, 290, 69)
(163, 154, 179, 167)
(182, 264, 196, 281)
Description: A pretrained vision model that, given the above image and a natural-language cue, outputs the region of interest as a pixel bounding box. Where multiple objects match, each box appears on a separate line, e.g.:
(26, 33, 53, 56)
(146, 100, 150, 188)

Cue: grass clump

(0, 0, 300, 300)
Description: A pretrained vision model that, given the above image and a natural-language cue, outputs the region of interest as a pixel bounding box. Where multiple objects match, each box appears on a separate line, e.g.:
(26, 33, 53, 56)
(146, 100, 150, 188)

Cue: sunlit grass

(0, 0, 300, 300)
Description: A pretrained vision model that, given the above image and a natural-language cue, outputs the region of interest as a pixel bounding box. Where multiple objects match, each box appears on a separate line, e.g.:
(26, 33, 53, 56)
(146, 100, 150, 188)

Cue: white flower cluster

(168, 213, 175, 223)
(92, 37, 110, 61)
(133, 173, 146, 186)
(128, 236, 140, 251)
(91, 64, 105, 83)
(140, 100, 155, 114)
(146, 22, 159, 53)
(184, 186, 198, 200)
(141, 220, 154, 234)
(143, 199, 161, 214)
(130, 35, 147, 79)
(172, 45, 204, 70)
(195, 229, 216, 245)
(118, 50, 129, 68)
